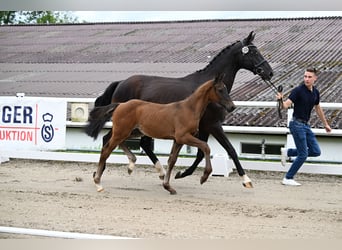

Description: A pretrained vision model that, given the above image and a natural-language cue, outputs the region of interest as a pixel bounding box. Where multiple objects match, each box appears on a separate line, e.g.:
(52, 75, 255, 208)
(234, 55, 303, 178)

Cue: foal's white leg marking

(155, 161, 166, 177)
(127, 159, 135, 174)
(95, 183, 104, 192)
(119, 143, 136, 174)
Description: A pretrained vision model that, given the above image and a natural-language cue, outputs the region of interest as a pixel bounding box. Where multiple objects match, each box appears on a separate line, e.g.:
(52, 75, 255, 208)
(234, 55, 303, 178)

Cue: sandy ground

(0, 159, 341, 239)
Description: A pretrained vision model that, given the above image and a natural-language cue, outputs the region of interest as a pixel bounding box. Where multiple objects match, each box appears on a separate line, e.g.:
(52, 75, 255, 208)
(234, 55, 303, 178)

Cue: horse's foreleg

(174, 131, 209, 179)
(119, 143, 137, 175)
(174, 149, 203, 179)
(242, 175, 253, 188)
(163, 142, 183, 195)
(210, 125, 253, 188)
(140, 136, 166, 180)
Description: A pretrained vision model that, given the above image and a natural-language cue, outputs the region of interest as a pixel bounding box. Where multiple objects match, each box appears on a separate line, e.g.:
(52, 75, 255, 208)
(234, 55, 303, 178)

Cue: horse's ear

(245, 31, 255, 44)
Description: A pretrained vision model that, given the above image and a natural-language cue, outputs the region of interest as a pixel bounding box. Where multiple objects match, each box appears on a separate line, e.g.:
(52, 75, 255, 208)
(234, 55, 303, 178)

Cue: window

(241, 143, 283, 155)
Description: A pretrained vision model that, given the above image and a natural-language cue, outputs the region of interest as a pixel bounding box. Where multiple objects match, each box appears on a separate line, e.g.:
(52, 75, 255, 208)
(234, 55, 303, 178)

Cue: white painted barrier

(0, 226, 134, 239)
(211, 154, 233, 177)
(1, 149, 341, 175)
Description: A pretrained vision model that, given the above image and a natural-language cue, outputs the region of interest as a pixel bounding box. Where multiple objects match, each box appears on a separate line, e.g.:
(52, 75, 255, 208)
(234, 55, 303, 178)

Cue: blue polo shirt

(288, 84, 320, 122)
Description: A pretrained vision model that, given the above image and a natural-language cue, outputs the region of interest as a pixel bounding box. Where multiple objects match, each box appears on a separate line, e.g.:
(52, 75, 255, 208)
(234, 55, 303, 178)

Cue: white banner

(0, 97, 67, 150)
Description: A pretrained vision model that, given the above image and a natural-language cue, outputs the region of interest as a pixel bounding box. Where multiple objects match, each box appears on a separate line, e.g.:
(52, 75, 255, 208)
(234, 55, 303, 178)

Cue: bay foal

(85, 74, 235, 194)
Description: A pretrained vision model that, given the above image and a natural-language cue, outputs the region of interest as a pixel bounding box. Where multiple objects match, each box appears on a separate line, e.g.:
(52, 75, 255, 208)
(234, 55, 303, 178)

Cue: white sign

(0, 97, 67, 150)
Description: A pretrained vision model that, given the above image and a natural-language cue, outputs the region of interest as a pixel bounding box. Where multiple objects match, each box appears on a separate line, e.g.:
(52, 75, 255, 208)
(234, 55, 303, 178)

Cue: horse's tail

(95, 81, 121, 107)
(85, 103, 120, 140)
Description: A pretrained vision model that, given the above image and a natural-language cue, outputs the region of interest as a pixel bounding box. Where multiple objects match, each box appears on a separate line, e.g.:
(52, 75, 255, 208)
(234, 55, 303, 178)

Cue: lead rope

(264, 79, 283, 119)
(277, 85, 283, 119)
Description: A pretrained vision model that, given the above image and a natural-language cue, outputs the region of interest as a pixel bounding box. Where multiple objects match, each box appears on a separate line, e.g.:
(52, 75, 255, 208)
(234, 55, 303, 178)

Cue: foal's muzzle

(224, 102, 236, 113)
(228, 104, 236, 112)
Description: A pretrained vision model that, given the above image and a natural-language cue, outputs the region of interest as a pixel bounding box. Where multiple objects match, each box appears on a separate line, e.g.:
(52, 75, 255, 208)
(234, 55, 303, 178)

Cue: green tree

(0, 11, 78, 25)
(0, 11, 17, 24)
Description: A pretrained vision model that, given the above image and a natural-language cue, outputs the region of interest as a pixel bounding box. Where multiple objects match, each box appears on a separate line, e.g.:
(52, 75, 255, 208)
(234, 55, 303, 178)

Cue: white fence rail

(1, 97, 341, 175)
(64, 98, 342, 136)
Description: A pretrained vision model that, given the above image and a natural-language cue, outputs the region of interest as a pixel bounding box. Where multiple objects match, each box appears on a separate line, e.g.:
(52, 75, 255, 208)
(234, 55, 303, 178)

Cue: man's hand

(276, 92, 283, 100)
(325, 124, 332, 133)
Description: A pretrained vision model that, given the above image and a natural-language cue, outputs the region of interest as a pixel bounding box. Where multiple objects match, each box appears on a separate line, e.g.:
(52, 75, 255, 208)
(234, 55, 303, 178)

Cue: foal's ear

(214, 73, 225, 84)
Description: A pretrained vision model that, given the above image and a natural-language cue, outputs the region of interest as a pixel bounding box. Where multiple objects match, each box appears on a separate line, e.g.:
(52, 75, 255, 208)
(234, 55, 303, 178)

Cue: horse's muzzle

(257, 67, 273, 81)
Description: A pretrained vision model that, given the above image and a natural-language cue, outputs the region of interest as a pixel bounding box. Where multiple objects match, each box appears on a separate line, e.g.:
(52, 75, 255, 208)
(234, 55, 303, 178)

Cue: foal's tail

(85, 103, 120, 140)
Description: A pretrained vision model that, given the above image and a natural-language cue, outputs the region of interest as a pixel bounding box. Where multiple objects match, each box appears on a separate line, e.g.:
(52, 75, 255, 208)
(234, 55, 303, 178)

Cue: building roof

(0, 17, 341, 128)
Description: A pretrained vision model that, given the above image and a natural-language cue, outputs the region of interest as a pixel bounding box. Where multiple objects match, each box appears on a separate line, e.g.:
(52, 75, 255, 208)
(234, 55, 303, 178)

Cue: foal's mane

(196, 40, 240, 73)
(186, 78, 214, 101)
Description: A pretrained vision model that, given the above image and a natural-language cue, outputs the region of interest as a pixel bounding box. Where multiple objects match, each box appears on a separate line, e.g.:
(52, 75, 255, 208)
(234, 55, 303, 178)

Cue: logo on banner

(0, 98, 67, 150)
(41, 113, 54, 142)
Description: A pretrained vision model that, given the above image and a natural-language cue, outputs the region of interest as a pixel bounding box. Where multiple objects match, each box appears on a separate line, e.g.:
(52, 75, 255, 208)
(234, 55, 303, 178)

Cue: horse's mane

(196, 40, 240, 73)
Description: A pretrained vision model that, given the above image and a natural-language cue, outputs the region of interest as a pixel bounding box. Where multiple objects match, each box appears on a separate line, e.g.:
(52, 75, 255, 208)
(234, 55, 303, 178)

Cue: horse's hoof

(93, 171, 96, 178)
(174, 171, 184, 179)
(243, 182, 253, 188)
(127, 168, 133, 175)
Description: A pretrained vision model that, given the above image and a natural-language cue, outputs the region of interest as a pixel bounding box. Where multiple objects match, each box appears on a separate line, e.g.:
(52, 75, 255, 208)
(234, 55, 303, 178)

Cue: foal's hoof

(95, 184, 104, 192)
(159, 174, 165, 181)
(163, 184, 177, 195)
(243, 182, 253, 188)
(127, 168, 133, 175)
(169, 190, 177, 195)
(200, 175, 208, 185)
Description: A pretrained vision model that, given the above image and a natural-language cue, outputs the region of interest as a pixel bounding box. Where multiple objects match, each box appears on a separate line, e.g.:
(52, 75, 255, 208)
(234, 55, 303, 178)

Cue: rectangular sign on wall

(0, 97, 67, 150)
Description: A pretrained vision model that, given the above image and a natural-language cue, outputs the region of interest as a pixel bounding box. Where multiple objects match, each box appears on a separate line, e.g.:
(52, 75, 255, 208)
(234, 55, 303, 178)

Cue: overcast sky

(73, 11, 342, 22)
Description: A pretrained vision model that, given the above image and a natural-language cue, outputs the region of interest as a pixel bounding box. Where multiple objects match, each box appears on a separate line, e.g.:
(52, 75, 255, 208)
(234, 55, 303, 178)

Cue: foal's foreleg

(175, 131, 209, 179)
(199, 144, 212, 185)
(163, 142, 183, 195)
(119, 143, 137, 175)
(177, 134, 212, 185)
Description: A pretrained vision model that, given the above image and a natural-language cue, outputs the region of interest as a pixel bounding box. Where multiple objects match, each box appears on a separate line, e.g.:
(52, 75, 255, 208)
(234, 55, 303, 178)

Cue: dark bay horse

(94, 31, 273, 188)
(86, 75, 235, 194)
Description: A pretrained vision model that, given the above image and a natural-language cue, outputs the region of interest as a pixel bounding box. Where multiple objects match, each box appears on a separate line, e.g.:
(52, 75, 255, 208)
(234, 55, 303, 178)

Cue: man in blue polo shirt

(276, 67, 331, 186)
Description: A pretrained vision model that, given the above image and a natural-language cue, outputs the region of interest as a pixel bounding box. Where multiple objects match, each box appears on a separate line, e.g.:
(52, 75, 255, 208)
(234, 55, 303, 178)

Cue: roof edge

(2, 16, 341, 27)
